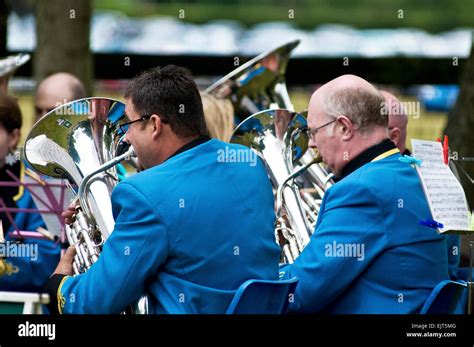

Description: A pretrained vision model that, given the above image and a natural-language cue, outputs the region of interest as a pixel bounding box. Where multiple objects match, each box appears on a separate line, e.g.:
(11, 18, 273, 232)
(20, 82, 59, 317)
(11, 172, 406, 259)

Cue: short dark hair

(0, 94, 22, 133)
(124, 65, 209, 138)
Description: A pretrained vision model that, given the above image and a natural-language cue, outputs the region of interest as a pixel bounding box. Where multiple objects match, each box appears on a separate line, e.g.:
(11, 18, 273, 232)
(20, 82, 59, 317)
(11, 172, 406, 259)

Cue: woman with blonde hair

(200, 92, 234, 142)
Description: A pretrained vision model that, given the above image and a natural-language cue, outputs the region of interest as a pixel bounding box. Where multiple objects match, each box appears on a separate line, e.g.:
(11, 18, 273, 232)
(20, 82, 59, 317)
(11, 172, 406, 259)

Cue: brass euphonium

(24, 97, 148, 313)
(209, 40, 333, 262)
(0, 53, 30, 79)
(232, 108, 320, 263)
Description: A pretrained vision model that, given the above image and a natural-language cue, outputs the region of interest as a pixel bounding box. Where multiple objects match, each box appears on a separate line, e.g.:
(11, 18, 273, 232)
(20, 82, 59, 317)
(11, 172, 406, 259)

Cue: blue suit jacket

(58, 139, 280, 313)
(280, 151, 451, 313)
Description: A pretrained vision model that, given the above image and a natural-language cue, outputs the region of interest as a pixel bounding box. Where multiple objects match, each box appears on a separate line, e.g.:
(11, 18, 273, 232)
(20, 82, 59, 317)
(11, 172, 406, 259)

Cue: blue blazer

(58, 139, 280, 314)
(280, 151, 452, 313)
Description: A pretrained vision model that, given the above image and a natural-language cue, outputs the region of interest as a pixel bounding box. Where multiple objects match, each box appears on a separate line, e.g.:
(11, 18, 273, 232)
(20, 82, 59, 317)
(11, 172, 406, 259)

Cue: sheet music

(411, 139, 470, 232)
(23, 176, 74, 237)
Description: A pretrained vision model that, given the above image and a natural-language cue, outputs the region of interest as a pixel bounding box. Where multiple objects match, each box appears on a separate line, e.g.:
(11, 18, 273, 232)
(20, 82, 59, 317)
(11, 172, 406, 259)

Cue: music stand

(451, 157, 474, 314)
(0, 168, 69, 247)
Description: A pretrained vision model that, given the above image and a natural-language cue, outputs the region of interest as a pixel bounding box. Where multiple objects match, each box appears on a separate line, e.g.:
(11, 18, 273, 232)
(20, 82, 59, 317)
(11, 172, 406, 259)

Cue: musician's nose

(123, 133, 130, 144)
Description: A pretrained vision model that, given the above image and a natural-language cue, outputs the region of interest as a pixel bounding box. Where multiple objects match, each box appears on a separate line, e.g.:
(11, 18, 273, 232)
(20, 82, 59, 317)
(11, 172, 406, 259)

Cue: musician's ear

(389, 127, 400, 146)
(150, 114, 162, 138)
(337, 116, 354, 140)
(7, 128, 21, 149)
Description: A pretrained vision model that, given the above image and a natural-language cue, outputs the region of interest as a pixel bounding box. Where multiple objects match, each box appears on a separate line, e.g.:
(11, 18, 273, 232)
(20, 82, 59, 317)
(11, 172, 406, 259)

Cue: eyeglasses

(119, 115, 153, 134)
(304, 118, 337, 140)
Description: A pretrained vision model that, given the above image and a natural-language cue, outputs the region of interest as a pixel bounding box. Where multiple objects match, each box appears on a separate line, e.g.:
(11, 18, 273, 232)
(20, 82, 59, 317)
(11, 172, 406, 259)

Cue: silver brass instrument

(295, 111, 334, 231)
(210, 40, 334, 262)
(0, 53, 30, 93)
(0, 53, 30, 78)
(24, 97, 148, 313)
(232, 108, 319, 263)
(206, 40, 298, 122)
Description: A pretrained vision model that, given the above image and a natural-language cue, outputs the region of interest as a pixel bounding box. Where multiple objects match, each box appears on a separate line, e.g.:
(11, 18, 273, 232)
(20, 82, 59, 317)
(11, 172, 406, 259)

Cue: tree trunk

(34, 0, 92, 94)
(0, 0, 9, 57)
(444, 37, 474, 266)
(445, 43, 474, 205)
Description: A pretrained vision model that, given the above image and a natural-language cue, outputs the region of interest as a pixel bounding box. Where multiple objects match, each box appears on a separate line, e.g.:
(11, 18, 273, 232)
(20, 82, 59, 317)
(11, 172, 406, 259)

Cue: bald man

(380, 90, 409, 154)
(279, 75, 452, 313)
(35, 73, 86, 121)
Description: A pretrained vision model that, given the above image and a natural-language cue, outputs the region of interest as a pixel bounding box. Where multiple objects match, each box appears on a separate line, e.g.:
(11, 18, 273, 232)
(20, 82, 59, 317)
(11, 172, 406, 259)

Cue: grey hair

(323, 88, 387, 132)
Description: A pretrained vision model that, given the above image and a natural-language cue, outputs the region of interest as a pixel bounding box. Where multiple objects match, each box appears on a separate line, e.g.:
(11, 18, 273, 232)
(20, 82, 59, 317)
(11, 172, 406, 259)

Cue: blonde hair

(200, 92, 234, 142)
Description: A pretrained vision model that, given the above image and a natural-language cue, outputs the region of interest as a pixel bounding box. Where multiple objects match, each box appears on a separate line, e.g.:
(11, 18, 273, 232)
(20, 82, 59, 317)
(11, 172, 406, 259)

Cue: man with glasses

(280, 75, 452, 313)
(46, 65, 280, 314)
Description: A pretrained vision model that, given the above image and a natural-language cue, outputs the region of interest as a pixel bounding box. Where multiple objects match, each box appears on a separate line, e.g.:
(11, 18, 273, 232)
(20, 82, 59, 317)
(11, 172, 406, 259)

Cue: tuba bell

(205, 40, 298, 122)
(24, 97, 147, 313)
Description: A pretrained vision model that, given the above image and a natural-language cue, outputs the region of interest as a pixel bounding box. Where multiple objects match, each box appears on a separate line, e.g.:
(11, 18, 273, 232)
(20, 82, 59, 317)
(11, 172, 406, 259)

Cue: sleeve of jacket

(0, 237, 60, 292)
(56, 181, 169, 314)
(279, 181, 388, 312)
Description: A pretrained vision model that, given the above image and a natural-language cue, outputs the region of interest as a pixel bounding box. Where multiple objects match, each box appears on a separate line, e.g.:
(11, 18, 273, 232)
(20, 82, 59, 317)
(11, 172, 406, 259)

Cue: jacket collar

(167, 136, 211, 161)
(337, 138, 397, 181)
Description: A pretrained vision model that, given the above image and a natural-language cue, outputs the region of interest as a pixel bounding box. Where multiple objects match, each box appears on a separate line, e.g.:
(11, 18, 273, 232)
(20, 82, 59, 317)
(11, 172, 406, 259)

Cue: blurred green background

(96, 0, 474, 32)
(9, 0, 462, 146)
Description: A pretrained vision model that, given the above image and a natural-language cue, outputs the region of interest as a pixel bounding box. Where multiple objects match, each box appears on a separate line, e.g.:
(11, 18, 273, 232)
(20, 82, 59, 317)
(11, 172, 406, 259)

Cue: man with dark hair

(124, 66, 209, 139)
(280, 75, 452, 313)
(47, 65, 280, 314)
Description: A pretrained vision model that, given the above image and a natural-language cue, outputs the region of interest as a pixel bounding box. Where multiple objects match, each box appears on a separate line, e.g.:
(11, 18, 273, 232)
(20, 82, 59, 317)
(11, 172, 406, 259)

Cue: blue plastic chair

(226, 277, 299, 314)
(420, 280, 467, 314)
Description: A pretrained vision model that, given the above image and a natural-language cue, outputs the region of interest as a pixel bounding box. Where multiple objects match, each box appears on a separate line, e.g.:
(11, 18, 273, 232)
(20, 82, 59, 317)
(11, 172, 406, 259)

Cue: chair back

(420, 280, 467, 314)
(226, 277, 298, 314)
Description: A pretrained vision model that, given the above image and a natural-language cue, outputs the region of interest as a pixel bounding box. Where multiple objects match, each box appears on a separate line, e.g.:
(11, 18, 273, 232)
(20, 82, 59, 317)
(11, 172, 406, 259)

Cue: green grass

(94, 0, 474, 32)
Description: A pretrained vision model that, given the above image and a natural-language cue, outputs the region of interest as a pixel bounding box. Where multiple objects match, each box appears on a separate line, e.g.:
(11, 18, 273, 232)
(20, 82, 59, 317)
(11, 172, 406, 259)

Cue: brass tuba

(24, 97, 147, 313)
(205, 40, 298, 122)
(209, 41, 333, 262)
(232, 108, 320, 263)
